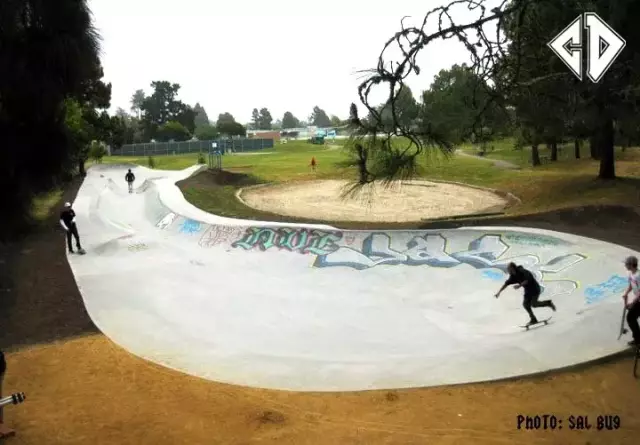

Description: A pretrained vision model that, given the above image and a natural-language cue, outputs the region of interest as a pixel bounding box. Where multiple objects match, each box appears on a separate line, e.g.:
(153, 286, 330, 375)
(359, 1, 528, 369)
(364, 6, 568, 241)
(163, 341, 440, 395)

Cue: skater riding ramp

(67, 164, 640, 391)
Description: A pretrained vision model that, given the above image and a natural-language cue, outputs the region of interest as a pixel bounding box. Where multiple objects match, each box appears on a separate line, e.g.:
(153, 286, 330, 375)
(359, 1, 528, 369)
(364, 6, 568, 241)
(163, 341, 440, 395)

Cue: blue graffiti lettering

(482, 270, 505, 281)
(584, 275, 628, 304)
(179, 219, 202, 234)
(313, 232, 585, 299)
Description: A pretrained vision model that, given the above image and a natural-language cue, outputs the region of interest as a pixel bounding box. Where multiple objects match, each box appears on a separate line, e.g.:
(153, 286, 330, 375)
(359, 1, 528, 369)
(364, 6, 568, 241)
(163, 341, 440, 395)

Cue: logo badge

(548, 13, 625, 83)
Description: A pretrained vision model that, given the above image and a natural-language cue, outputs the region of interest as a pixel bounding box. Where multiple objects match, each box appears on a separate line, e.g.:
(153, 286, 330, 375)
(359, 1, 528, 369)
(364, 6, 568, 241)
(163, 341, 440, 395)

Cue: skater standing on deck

(60, 202, 83, 254)
(495, 262, 556, 327)
(125, 168, 136, 193)
(622, 255, 640, 346)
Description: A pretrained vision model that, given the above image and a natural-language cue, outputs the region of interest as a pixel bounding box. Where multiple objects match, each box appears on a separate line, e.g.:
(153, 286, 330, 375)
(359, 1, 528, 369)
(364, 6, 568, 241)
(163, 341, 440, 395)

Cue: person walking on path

(60, 202, 84, 254)
(125, 169, 136, 193)
(495, 262, 556, 326)
(622, 255, 640, 346)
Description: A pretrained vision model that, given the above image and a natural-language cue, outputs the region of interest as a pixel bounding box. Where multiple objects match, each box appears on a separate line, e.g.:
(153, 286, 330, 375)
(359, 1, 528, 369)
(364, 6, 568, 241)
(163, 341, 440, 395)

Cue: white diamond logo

(548, 13, 625, 83)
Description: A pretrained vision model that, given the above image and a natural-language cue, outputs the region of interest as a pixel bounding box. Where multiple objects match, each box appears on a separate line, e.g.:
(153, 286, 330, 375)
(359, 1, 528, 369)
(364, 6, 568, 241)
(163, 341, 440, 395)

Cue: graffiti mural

(156, 212, 177, 229)
(231, 227, 342, 255)
(313, 232, 585, 298)
(503, 232, 568, 247)
(199, 226, 246, 248)
(179, 219, 202, 234)
(229, 229, 586, 299)
(584, 275, 628, 304)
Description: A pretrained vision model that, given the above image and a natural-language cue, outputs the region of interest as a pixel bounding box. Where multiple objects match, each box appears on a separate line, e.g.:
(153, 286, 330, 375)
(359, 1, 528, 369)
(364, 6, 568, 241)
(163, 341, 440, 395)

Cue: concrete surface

(66, 164, 639, 391)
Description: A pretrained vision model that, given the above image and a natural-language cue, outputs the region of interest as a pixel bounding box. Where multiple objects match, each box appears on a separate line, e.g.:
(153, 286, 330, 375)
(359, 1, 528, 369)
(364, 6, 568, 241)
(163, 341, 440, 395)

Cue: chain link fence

(113, 138, 275, 157)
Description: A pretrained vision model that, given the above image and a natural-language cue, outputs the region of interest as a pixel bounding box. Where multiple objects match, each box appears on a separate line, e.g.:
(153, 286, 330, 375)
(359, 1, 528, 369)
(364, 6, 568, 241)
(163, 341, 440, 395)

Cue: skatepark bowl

(67, 163, 640, 392)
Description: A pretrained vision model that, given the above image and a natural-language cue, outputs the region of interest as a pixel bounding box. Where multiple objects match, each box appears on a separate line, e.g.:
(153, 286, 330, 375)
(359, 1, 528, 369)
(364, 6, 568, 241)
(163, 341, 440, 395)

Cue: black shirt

(60, 209, 76, 227)
(504, 266, 540, 295)
(125, 172, 135, 182)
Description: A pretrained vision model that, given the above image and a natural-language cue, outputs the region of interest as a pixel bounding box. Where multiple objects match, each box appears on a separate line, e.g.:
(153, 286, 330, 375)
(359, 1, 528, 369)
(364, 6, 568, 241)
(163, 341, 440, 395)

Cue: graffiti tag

(504, 233, 567, 247)
(232, 227, 342, 255)
(179, 219, 202, 234)
(156, 212, 177, 229)
(199, 226, 247, 248)
(128, 242, 148, 252)
(584, 275, 628, 304)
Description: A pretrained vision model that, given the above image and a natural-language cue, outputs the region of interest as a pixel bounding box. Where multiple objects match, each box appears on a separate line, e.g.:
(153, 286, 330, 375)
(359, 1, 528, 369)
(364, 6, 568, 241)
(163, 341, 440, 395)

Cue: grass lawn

(100, 138, 640, 229)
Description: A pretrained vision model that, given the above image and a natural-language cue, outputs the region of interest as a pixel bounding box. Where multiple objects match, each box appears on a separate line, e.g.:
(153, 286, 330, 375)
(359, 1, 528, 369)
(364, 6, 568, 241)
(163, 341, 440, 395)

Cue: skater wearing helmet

(495, 262, 556, 327)
(59, 202, 84, 254)
(622, 255, 640, 346)
(125, 169, 136, 193)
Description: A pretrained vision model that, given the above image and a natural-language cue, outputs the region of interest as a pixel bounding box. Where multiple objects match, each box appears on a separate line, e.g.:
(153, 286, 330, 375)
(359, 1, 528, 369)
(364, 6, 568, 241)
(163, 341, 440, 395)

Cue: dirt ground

(238, 179, 508, 222)
(1, 180, 640, 444)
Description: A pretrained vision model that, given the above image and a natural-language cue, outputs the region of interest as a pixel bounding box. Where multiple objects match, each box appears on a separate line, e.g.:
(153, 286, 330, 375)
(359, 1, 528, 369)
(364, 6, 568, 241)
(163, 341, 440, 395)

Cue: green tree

(420, 65, 503, 146)
(130, 89, 146, 118)
(88, 140, 107, 163)
(157, 121, 191, 142)
(310, 106, 332, 127)
(258, 107, 273, 130)
(140, 81, 195, 140)
(195, 124, 220, 140)
(216, 112, 246, 137)
(330, 115, 342, 127)
(282, 111, 300, 129)
(375, 85, 419, 132)
(251, 108, 260, 130)
(193, 103, 209, 127)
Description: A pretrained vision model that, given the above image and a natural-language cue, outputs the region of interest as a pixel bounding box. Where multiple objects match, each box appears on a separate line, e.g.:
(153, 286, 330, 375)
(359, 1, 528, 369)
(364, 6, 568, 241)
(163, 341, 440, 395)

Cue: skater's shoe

(550, 301, 557, 312)
(526, 319, 538, 327)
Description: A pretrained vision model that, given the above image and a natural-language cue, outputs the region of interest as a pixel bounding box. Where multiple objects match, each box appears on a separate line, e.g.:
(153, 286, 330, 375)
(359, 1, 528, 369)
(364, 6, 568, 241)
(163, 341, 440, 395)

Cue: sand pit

(238, 179, 509, 222)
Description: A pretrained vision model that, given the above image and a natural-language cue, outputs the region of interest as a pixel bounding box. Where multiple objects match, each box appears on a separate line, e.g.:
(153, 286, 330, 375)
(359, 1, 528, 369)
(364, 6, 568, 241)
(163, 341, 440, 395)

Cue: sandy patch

(238, 179, 508, 222)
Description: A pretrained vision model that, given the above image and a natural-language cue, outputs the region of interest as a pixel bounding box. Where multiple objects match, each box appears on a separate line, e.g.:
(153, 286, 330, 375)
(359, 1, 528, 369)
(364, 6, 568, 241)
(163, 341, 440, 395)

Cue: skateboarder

(125, 169, 136, 193)
(495, 262, 556, 326)
(59, 202, 84, 254)
(622, 255, 640, 346)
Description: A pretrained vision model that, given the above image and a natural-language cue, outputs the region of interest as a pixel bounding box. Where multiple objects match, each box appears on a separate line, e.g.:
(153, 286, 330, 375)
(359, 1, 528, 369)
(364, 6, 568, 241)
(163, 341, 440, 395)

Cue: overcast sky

(90, 0, 494, 124)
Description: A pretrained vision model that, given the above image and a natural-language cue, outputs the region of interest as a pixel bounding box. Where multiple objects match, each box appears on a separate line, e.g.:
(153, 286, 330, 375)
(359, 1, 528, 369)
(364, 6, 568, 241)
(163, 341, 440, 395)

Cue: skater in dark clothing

(622, 255, 640, 346)
(60, 202, 83, 254)
(125, 169, 135, 193)
(495, 262, 556, 326)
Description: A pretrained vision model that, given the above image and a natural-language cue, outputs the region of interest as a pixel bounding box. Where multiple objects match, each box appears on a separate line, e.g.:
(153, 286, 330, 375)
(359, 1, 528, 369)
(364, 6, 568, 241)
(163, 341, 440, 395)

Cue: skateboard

(520, 317, 552, 331)
(618, 307, 628, 339)
(71, 249, 86, 255)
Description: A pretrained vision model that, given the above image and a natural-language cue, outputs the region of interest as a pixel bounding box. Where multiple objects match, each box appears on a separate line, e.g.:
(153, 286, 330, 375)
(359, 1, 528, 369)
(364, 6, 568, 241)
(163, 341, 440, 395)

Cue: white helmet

(64, 202, 71, 208)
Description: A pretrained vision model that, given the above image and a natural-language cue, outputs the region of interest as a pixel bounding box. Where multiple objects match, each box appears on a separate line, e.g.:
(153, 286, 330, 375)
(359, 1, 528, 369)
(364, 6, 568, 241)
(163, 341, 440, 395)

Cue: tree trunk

(590, 135, 601, 160)
(574, 139, 581, 159)
(78, 159, 86, 177)
(598, 116, 615, 179)
(550, 141, 558, 161)
(531, 144, 541, 166)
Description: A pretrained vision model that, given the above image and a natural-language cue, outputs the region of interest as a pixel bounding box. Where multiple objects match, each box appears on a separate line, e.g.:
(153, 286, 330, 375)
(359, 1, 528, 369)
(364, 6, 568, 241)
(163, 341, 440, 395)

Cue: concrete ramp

(65, 164, 640, 391)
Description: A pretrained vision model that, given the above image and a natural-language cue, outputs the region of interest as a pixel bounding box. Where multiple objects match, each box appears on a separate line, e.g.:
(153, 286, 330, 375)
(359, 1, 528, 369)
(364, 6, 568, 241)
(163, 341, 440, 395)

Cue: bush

(88, 141, 107, 163)
(147, 156, 156, 169)
(197, 151, 206, 164)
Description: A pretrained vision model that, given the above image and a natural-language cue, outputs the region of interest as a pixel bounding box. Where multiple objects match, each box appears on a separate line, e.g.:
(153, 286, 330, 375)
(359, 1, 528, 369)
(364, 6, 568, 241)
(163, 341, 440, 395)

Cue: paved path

(456, 149, 520, 170)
